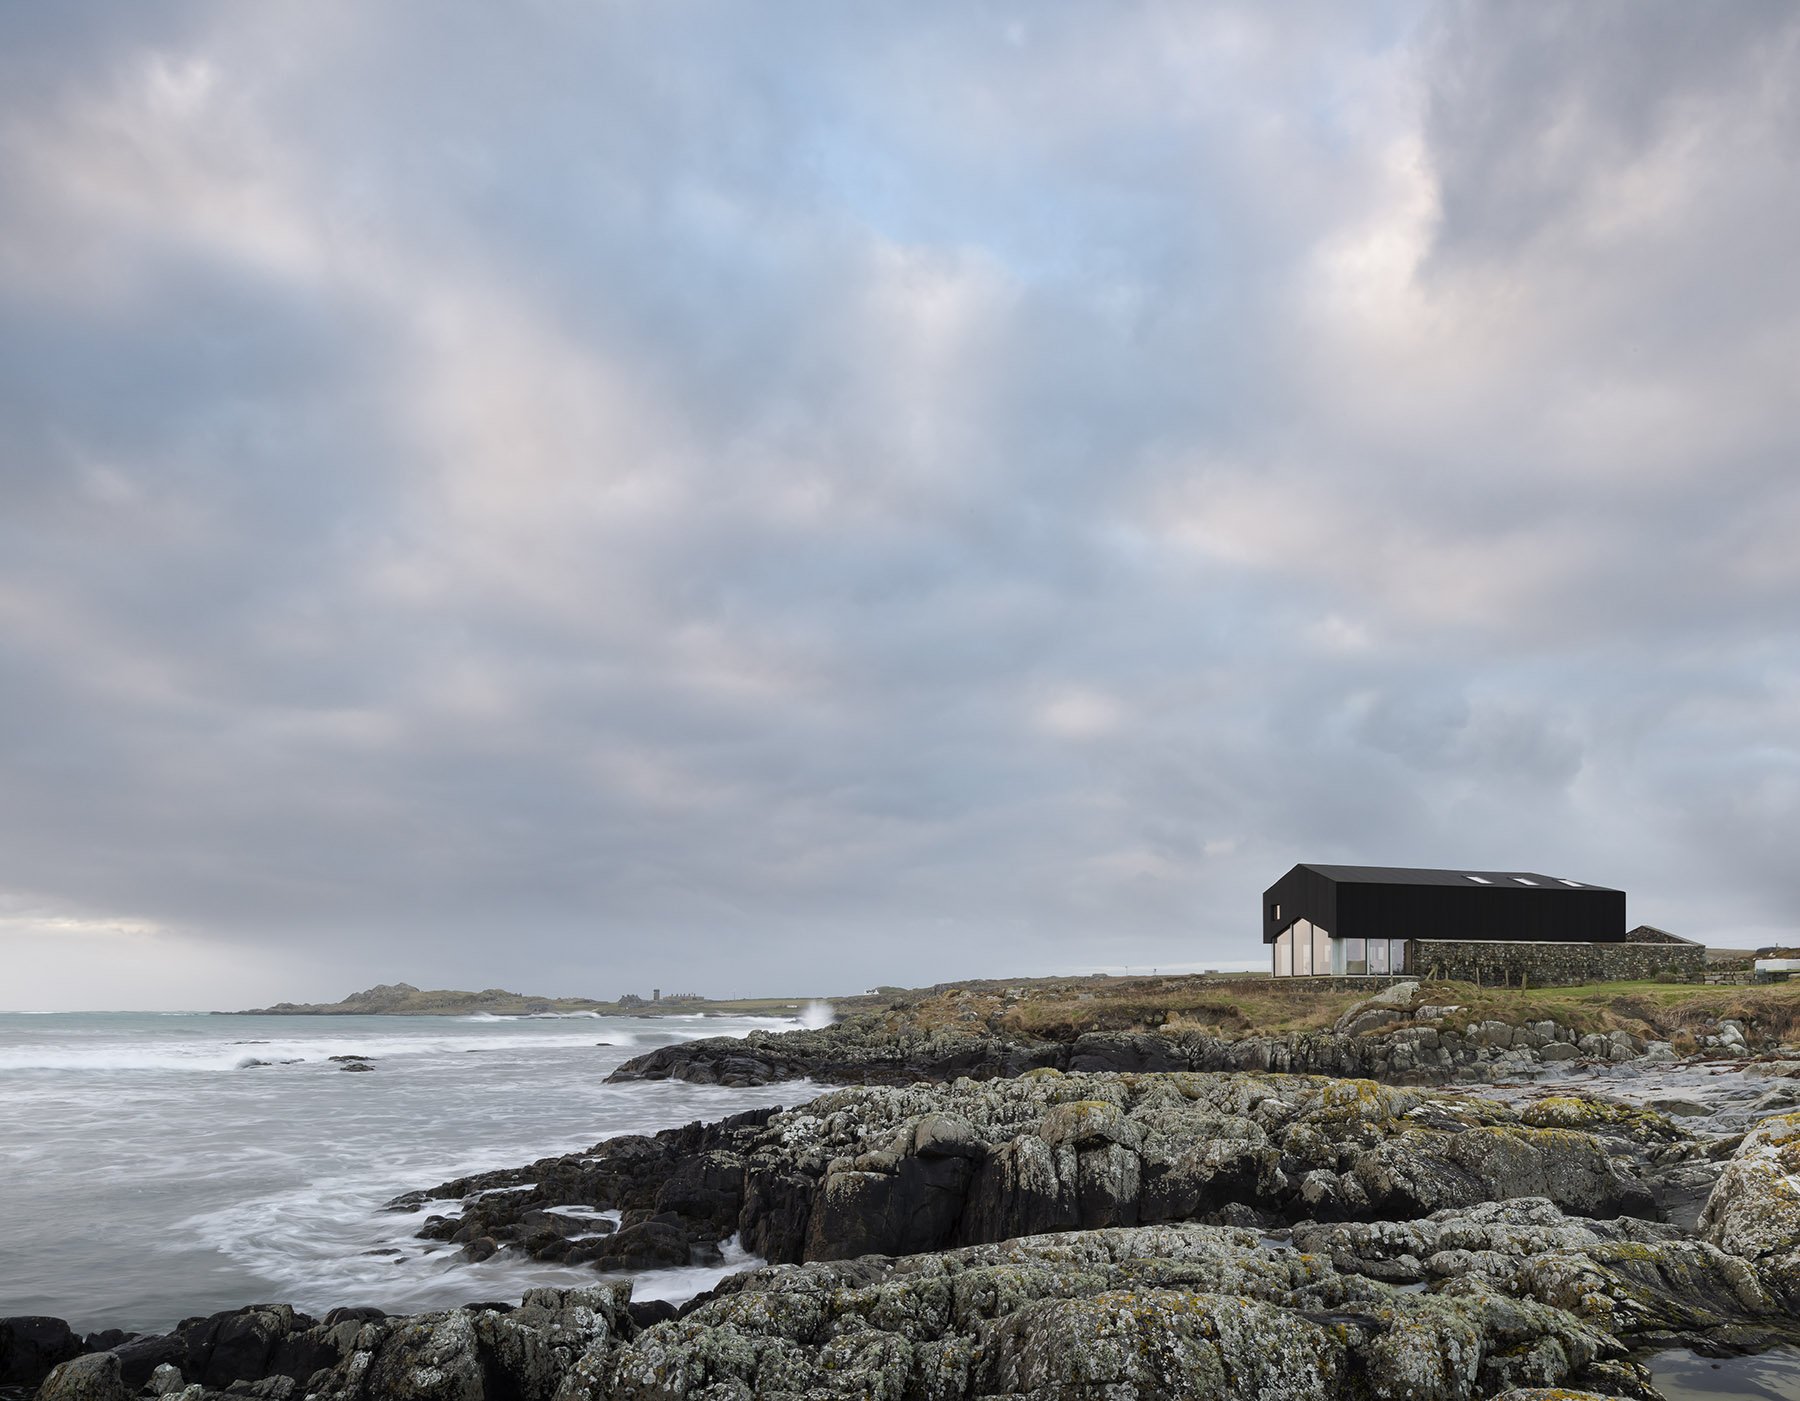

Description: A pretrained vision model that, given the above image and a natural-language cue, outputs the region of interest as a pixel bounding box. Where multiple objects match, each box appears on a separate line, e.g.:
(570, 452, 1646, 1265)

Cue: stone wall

(1409, 937, 1705, 987)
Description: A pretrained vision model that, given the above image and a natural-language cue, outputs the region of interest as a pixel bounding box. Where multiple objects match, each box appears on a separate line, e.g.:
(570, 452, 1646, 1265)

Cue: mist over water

(0, 1011, 811, 1333)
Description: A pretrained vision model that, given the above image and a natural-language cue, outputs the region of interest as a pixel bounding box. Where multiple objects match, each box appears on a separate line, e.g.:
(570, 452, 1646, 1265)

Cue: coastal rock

(43, 1211, 1795, 1400)
(587, 1221, 691, 1271)
(1699, 1109, 1800, 1303)
(110, 1331, 187, 1388)
(0, 1316, 85, 1387)
(1293, 1198, 1782, 1345)
(412, 1073, 1670, 1273)
(35, 1351, 131, 1401)
(1333, 983, 1421, 1035)
(178, 1305, 318, 1389)
(588, 1224, 1631, 1401)
(1486, 1392, 1636, 1401)
(605, 997, 1774, 1093)
(1346, 1124, 1654, 1220)
(304, 1286, 629, 1401)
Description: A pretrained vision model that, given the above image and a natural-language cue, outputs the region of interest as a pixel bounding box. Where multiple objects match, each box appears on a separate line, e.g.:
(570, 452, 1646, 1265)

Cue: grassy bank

(853, 973, 1800, 1046)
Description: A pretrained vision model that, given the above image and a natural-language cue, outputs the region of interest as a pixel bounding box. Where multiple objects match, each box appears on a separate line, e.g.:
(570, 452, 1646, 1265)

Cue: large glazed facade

(1262, 864, 1626, 978)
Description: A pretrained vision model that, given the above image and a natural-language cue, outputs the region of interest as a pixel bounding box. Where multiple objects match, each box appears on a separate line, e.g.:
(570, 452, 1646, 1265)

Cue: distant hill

(221, 983, 613, 1016)
(218, 982, 829, 1018)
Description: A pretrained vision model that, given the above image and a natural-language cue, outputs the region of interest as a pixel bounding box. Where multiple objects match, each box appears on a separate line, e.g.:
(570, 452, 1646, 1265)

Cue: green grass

(1421, 979, 1800, 1042)
(849, 973, 1800, 1044)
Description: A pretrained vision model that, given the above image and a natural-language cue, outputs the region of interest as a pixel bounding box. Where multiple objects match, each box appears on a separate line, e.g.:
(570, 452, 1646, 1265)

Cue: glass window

(1345, 938, 1367, 976)
(1370, 939, 1389, 974)
(1314, 924, 1331, 977)
(1295, 921, 1313, 976)
(1274, 929, 1291, 977)
(1391, 939, 1408, 974)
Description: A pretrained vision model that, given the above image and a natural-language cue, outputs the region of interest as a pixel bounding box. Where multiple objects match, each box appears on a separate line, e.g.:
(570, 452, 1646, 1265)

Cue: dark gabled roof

(1296, 864, 1621, 893)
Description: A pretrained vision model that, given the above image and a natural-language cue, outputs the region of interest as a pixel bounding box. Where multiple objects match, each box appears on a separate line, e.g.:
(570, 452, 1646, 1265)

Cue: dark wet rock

(179, 1305, 319, 1390)
(0, 1316, 84, 1388)
(408, 1072, 1674, 1277)
(517, 1208, 609, 1241)
(650, 1150, 744, 1238)
(604, 995, 1772, 1094)
(221, 1379, 294, 1399)
(34, 1352, 130, 1401)
(109, 1330, 186, 1389)
(587, 1221, 690, 1271)
(320, 1308, 385, 1328)
(624, 1299, 677, 1331)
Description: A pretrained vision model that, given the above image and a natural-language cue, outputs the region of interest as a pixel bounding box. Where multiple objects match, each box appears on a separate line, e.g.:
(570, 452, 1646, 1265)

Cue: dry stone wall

(1410, 938, 1704, 986)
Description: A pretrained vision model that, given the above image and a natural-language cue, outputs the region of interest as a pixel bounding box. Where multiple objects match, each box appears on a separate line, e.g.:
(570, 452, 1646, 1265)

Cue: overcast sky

(3, 3, 1798, 1010)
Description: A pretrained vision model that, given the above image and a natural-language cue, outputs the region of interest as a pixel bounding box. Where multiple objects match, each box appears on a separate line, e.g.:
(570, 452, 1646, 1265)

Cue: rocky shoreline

(8, 983, 1800, 1400)
(604, 980, 1791, 1090)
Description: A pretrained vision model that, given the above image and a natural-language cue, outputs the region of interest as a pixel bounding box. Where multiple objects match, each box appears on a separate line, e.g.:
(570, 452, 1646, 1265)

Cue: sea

(0, 1009, 819, 1335)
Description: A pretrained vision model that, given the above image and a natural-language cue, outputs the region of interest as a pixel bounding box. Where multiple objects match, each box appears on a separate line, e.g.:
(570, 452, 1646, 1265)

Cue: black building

(1262, 864, 1625, 977)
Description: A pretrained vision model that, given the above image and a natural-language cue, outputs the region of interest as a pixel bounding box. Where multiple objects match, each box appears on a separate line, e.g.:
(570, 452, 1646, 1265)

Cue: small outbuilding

(1262, 863, 1701, 985)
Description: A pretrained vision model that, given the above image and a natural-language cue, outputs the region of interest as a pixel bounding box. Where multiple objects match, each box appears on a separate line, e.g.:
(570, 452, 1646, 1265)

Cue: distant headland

(217, 982, 825, 1018)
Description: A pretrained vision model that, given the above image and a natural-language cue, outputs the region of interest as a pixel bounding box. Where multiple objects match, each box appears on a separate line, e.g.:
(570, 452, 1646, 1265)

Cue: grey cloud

(1, 2, 1797, 1007)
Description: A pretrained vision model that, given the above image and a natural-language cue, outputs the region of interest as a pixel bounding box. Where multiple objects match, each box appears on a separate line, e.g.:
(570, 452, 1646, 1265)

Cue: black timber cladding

(1262, 864, 1625, 947)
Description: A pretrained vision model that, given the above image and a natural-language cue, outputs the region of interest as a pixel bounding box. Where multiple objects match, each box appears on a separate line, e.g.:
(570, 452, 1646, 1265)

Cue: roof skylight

(1464, 875, 1492, 884)
(1558, 879, 1582, 888)
(1512, 877, 1539, 886)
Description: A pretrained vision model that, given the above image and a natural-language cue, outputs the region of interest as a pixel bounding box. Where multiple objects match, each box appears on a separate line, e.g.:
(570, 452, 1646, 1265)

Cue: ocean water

(0, 1010, 815, 1334)
(1646, 1345, 1800, 1401)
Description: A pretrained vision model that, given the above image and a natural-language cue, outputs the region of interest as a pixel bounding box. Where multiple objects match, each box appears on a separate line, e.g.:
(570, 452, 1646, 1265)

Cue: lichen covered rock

(1699, 1109, 1800, 1302)
(35, 1351, 132, 1401)
(303, 1286, 629, 1401)
(575, 1224, 1630, 1401)
(414, 1072, 1669, 1275)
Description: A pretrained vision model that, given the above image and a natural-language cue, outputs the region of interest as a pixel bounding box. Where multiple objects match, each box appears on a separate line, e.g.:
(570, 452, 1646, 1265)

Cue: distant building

(618, 993, 647, 1008)
(1262, 864, 1702, 985)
